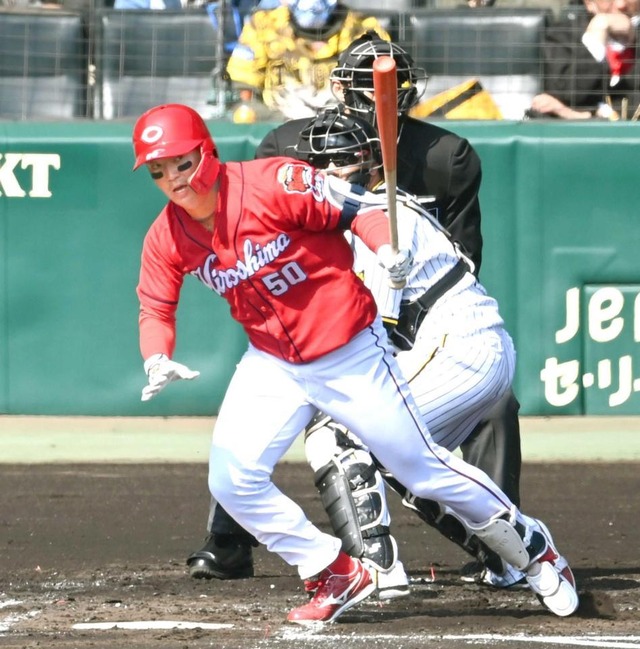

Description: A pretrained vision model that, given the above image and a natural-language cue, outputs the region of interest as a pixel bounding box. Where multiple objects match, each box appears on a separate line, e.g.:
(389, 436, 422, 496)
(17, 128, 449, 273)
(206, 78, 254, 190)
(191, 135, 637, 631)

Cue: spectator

(225, 0, 390, 120)
(529, 0, 640, 119)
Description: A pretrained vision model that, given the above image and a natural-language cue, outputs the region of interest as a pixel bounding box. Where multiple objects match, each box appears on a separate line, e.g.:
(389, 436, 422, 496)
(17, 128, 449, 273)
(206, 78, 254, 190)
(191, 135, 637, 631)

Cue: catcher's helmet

(132, 103, 220, 194)
(295, 107, 381, 186)
(330, 31, 428, 118)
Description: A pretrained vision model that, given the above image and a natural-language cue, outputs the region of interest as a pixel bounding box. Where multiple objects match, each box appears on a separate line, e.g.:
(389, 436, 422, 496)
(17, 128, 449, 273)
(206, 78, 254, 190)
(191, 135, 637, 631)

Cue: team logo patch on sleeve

(278, 163, 324, 199)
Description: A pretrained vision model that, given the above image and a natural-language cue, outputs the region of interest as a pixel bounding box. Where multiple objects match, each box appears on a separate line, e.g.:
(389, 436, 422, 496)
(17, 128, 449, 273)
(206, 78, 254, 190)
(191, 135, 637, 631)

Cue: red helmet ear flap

(188, 138, 220, 194)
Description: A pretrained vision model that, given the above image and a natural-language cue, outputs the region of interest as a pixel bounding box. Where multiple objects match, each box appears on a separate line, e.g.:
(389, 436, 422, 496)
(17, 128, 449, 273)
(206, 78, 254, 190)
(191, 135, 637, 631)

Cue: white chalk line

(280, 628, 640, 648)
(72, 620, 234, 630)
(0, 597, 40, 634)
(0, 599, 23, 610)
(438, 635, 640, 648)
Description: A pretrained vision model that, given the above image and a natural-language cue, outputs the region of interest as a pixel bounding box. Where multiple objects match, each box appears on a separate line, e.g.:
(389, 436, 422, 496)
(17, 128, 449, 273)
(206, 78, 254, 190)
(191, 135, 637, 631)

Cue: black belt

(393, 259, 469, 350)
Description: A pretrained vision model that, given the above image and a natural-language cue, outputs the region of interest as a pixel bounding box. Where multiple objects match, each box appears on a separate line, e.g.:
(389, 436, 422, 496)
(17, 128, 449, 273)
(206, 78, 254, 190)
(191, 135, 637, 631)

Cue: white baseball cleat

(525, 520, 579, 617)
(373, 560, 410, 601)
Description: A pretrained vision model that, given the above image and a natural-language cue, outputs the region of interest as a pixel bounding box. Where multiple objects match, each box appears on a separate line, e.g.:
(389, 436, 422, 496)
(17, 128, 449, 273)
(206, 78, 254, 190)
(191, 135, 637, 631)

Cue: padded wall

(0, 120, 638, 416)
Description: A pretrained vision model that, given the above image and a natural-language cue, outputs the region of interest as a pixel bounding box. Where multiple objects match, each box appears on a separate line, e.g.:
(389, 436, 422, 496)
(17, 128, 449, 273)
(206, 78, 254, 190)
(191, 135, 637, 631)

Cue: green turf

(1, 416, 639, 463)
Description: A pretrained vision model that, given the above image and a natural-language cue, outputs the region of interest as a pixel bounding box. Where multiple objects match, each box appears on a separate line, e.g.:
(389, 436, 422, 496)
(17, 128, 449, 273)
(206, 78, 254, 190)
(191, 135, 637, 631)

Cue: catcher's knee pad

(468, 507, 546, 571)
(313, 447, 397, 572)
(304, 410, 336, 439)
(304, 411, 354, 471)
(402, 494, 505, 575)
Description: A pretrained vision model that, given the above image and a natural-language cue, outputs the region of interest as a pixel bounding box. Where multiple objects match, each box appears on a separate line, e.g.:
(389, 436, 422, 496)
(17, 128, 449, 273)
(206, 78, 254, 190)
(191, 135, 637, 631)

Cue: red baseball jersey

(137, 157, 390, 364)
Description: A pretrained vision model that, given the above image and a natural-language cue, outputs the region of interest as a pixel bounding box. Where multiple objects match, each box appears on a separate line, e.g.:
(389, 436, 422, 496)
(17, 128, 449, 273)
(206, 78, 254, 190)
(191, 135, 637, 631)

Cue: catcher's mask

(294, 106, 382, 186)
(132, 103, 220, 194)
(330, 31, 428, 122)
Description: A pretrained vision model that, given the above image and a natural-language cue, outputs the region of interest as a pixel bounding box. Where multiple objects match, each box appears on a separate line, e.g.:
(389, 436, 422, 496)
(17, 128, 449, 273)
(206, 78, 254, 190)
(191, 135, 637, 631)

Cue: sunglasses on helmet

(308, 152, 364, 168)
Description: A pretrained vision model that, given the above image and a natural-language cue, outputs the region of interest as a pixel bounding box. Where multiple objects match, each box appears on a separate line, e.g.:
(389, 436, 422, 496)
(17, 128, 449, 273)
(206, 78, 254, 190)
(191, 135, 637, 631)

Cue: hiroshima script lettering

(192, 234, 291, 295)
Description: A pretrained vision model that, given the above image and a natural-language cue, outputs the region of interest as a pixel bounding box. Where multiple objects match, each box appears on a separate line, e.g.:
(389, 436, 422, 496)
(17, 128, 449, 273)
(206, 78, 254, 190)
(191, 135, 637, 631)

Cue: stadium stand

(0, 9, 89, 119)
(93, 8, 223, 119)
(404, 7, 552, 119)
(345, 0, 425, 12)
(0, 3, 568, 121)
(354, 8, 403, 42)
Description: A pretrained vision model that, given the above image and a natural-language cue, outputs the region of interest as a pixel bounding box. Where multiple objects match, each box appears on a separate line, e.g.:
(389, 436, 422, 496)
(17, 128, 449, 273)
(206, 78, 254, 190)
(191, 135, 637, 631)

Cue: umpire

(186, 31, 523, 587)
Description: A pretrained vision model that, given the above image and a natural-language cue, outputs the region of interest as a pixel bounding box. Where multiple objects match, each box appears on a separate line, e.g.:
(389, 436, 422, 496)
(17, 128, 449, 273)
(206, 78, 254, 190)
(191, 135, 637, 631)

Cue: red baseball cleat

(304, 576, 320, 596)
(287, 552, 375, 625)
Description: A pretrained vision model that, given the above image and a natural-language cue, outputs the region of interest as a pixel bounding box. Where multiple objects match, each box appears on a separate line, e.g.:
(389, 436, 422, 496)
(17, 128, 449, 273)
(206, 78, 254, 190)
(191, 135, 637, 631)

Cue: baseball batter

(133, 103, 579, 624)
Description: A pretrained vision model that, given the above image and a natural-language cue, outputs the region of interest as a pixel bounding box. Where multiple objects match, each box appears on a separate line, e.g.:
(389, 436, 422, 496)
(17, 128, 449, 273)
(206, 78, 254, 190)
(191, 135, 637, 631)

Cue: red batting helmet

(132, 103, 220, 194)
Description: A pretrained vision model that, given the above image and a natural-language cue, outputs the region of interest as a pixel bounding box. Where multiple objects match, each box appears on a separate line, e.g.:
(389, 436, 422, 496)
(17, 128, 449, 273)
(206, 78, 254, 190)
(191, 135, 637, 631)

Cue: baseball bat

(373, 56, 404, 289)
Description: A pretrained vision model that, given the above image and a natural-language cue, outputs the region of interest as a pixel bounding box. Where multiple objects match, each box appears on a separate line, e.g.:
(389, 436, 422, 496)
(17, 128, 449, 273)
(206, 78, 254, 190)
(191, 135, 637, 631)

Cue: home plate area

(1, 462, 639, 649)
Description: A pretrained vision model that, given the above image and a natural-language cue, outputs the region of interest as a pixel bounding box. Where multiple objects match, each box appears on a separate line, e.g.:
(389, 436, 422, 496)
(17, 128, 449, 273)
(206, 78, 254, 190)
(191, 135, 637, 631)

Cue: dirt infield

(1, 461, 639, 649)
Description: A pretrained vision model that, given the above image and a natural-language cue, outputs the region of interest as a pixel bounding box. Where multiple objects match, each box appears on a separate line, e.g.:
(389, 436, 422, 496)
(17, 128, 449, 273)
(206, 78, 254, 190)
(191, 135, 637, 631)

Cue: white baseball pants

(208, 316, 516, 579)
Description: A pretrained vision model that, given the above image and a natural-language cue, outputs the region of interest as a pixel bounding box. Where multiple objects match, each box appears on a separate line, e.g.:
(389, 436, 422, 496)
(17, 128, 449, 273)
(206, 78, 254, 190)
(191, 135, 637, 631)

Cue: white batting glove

(141, 353, 200, 402)
(377, 244, 414, 287)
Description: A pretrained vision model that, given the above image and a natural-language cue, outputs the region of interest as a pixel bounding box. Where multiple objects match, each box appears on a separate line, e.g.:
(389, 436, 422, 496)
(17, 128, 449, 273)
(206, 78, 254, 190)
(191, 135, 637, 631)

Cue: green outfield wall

(1, 120, 639, 416)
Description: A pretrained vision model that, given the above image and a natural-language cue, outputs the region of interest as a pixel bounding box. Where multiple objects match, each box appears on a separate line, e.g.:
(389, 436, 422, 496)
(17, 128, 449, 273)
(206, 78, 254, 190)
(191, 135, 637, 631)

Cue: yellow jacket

(226, 5, 390, 120)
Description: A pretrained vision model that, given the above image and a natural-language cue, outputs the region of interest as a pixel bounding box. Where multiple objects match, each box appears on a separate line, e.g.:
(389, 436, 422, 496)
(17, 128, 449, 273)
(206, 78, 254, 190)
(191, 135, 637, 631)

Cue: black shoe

(460, 560, 527, 589)
(460, 559, 486, 583)
(186, 534, 255, 580)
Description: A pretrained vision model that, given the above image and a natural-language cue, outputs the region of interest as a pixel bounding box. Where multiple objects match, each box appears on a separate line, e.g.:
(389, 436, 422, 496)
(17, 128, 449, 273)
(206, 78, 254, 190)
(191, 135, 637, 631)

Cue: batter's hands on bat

(377, 244, 414, 286)
(141, 353, 200, 402)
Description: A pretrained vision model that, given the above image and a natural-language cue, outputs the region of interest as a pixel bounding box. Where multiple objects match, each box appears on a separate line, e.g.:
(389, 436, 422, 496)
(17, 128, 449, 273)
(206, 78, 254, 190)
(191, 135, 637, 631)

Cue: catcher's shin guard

(381, 470, 505, 576)
(313, 450, 397, 571)
(468, 507, 550, 571)
(306, 415, 397, 572)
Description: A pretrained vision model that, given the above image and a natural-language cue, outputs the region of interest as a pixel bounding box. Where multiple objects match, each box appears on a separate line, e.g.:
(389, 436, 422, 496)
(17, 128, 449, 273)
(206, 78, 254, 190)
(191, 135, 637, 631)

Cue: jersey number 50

(262, 261, 307, 296)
